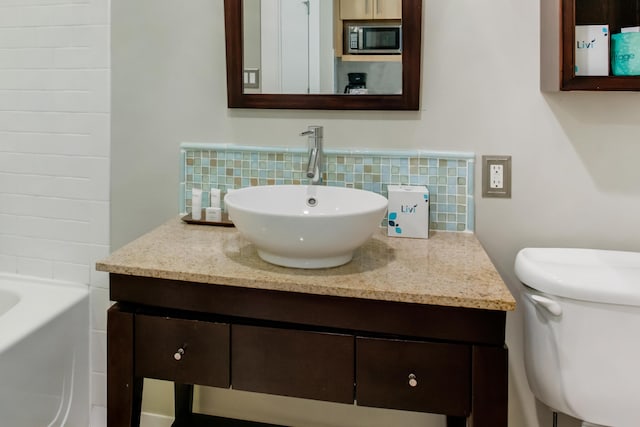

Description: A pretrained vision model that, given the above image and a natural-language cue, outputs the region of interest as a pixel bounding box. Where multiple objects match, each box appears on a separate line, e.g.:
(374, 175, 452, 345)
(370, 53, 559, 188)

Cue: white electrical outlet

(482, 155, 512, 198)
(490, 164, 504, 189)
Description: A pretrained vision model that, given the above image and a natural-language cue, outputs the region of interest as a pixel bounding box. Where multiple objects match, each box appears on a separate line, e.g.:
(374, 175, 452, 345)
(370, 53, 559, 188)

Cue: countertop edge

(96, 264, 516, 312)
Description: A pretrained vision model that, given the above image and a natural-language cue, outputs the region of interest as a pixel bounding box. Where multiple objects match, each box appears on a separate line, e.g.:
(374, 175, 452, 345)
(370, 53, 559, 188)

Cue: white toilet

(515, 247, 640, 427)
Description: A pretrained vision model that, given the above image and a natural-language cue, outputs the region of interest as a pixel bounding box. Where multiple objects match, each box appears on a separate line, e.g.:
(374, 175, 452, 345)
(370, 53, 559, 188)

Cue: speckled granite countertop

(96, 218, 516, 311)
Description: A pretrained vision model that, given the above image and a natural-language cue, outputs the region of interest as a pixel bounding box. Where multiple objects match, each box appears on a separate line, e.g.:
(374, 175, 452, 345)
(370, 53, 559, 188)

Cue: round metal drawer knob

(174, 348, 185, 361)
(408, 373, 418, 387)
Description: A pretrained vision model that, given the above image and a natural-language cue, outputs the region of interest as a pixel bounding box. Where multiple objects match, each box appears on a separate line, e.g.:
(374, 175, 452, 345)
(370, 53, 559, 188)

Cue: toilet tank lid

(515, 248, 640, 307)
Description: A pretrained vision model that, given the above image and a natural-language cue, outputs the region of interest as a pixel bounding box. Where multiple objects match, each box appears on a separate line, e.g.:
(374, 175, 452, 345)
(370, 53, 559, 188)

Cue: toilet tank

(516, 248, 640, 427)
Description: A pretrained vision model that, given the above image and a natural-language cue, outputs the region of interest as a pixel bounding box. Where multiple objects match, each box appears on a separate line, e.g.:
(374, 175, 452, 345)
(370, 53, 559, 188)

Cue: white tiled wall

(0, 0, 110, 413)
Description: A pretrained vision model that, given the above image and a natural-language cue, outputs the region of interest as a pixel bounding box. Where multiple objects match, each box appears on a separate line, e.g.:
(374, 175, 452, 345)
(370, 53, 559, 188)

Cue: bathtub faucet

(300, 125, 323, 184)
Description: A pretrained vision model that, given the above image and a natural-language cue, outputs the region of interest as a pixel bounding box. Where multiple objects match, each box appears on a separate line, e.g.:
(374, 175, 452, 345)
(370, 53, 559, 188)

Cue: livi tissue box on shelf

(387, 185, 429, 239)
(575, 25, 609, 76)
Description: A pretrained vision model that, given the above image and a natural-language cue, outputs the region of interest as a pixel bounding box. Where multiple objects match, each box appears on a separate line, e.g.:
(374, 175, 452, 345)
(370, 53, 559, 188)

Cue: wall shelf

(542, 0, 640, 91)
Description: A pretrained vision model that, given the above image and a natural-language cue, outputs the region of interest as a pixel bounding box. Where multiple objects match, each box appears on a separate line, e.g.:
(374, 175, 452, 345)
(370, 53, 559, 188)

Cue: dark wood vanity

(99, 219, 515, 427)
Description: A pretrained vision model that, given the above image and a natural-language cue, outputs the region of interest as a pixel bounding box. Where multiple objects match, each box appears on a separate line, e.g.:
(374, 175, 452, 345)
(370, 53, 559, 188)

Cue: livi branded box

(387, 185, 429, 239)
(575, 25, 609, 76)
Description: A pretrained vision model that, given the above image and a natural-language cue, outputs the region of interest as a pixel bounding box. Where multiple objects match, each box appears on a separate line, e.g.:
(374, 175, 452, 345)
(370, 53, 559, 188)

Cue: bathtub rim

(0, 273, 89, 355)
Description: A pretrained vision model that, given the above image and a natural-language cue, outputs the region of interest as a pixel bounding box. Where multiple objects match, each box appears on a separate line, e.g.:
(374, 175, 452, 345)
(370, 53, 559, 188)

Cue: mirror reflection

(242, 0, 402, 95)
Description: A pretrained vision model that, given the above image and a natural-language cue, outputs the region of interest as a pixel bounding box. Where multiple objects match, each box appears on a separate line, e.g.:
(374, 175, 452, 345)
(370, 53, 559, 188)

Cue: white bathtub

(0, 273, 89, 427)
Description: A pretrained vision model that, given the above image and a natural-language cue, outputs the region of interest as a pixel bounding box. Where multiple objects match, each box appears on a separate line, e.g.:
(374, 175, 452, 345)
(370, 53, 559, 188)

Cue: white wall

(0, 0, 110, 415)
(111, 1, 640, 427)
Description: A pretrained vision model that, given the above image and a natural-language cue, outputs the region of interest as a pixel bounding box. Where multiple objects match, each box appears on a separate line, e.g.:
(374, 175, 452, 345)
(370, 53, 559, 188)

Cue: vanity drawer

(356, 337, 471, 416)
(135, 315, 230, 387)
(232, 325, 354, 403)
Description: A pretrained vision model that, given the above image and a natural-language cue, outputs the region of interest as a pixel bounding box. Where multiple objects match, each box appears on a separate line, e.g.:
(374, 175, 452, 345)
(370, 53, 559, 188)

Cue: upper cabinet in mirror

(224, 0, 422, 110)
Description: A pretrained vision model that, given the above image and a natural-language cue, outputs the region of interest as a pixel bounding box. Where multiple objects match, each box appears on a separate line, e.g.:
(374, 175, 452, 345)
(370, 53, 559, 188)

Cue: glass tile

(181, 148, 474, 232)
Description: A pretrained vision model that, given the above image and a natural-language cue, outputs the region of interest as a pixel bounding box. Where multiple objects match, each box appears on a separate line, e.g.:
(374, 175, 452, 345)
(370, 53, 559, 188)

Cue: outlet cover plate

(243, 68, 260, 89)
(482, 155, 512, 198)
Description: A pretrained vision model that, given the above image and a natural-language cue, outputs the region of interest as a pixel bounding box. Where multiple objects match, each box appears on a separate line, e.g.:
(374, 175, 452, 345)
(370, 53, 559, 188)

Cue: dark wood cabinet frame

(107, 274, 508, 427)
(224, 0, 423, 110)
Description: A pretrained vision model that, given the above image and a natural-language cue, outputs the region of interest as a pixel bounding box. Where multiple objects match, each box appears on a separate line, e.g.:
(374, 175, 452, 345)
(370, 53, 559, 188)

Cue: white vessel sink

(224, 185, 388, 269)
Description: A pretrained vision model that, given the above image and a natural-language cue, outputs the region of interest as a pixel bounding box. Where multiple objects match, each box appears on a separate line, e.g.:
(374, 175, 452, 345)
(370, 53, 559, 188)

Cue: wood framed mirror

(224, 0, 422, 110)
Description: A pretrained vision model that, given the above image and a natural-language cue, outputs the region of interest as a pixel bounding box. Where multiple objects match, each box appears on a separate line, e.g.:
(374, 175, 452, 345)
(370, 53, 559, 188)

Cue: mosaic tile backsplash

(180, 143, 475, 232)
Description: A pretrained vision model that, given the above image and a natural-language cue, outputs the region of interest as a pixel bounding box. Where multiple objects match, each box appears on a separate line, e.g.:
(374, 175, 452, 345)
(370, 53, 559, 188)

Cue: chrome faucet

(300, 125, 323, 184)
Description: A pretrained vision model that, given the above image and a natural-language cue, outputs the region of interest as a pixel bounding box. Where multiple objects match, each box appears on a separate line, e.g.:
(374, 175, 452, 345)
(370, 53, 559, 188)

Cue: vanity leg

(446, 415, 467, 427)
(174, 383, 195, 422)
(468, 345, 508, 427)
(131, 377, 144, 426)
(107, 304, 143, 427)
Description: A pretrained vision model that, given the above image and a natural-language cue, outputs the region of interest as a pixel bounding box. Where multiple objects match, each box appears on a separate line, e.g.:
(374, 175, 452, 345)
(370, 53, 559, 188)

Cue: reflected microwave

(344, 22, 402, 55)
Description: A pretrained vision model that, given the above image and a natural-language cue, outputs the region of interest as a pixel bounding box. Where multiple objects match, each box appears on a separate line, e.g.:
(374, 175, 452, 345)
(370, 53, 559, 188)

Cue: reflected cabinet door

(375, 0, 402, 19)
(340, 0, 370, 19)
(341, 0, 402, 20)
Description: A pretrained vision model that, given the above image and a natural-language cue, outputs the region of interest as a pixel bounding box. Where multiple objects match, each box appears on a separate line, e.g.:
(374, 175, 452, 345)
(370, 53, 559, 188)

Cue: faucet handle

(300, 125, 323, 138)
